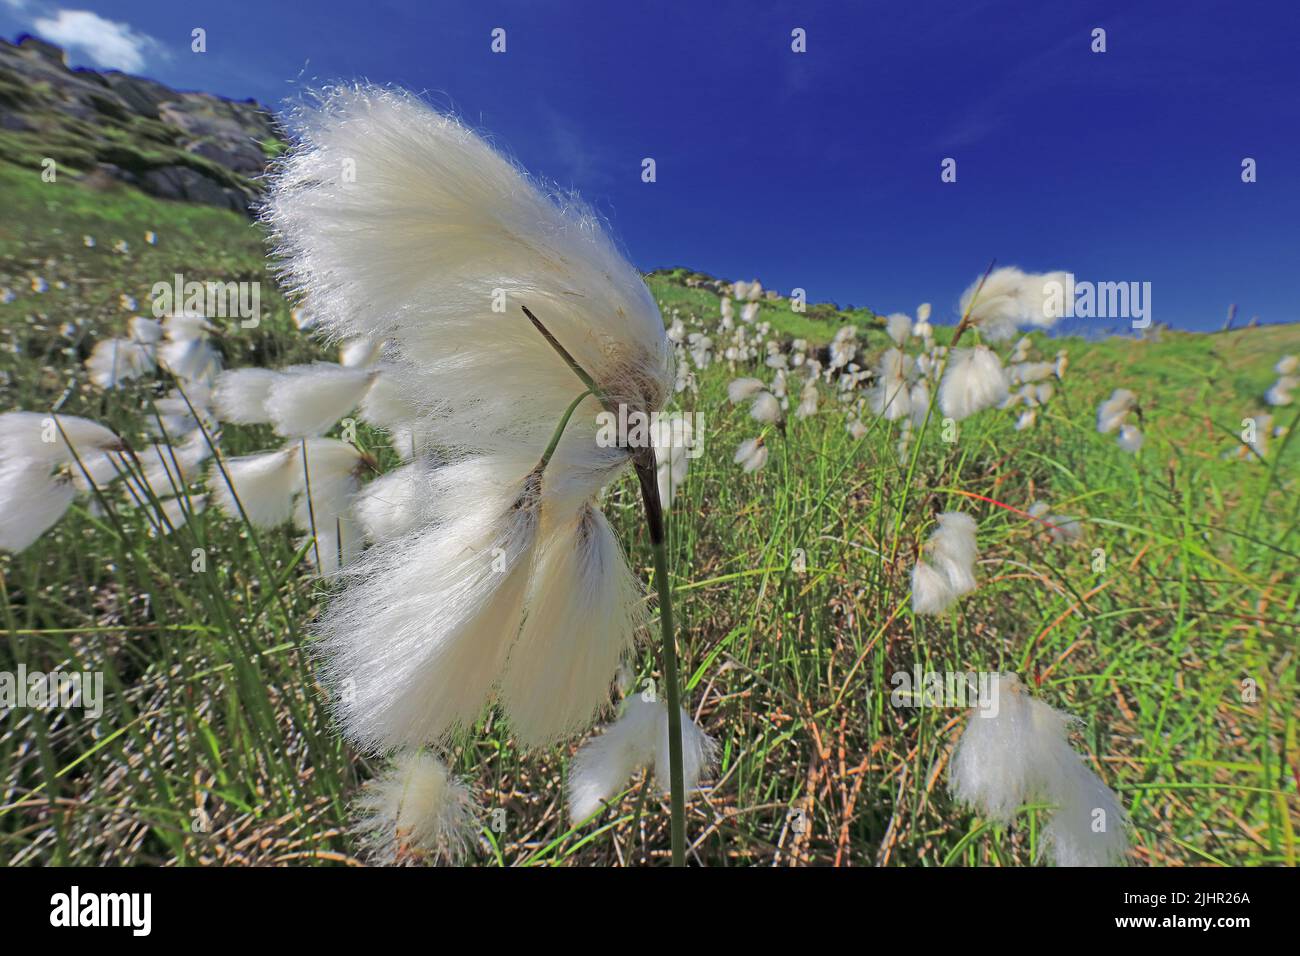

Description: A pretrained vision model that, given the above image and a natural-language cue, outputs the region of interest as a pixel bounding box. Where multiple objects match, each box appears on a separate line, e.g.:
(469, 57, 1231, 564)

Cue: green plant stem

(521, 302, 687, 866)
(634, 451, 687, 866)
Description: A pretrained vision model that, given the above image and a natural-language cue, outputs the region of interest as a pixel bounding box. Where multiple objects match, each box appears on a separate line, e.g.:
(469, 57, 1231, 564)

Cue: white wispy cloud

(32, 9, 158, 72)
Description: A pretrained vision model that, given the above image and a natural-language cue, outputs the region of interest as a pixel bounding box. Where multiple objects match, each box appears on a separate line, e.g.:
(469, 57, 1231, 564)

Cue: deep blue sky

(5, 0, 1298, 330)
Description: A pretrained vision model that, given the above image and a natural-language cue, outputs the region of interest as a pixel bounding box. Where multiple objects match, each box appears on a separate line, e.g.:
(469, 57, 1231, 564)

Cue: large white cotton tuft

(500, 504, 645, 748)
(950, 673, 1129, 866)
(265, 363, 376, 437)
(263, 85, 671, 461)
(939, 346, 1008, 421)
(354, 750, 479, 865)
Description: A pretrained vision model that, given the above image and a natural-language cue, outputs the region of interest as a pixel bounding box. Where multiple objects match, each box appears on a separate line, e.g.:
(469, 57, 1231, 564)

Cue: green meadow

(2, 163, 1297, 866)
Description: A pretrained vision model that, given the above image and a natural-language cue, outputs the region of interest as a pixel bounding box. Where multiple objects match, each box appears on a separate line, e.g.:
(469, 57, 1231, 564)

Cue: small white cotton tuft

(1117, 424, 1144, 453)
(208, 447, 299, 528)
(727, 377, 767, 403)
(567, 696, 716, 825)
(733, 437, 769, 473)
(86, 338, 155, 388)
(212, 368, 282, 424)
(939, 346, 1008, 421)
(749, 390, 782, 424)
(1096, 388, 1137, 434)
(911, 511, 978, 615)
(354, 750, 479, 865)
(911, 559, 955, 615)
(885, 312, 912, 346)
(266, 363, 376, 437)
(0, 460, 77, 552)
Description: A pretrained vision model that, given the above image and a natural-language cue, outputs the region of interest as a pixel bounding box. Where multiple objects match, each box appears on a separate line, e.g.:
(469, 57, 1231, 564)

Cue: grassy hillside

(2, 162, 1297, 866)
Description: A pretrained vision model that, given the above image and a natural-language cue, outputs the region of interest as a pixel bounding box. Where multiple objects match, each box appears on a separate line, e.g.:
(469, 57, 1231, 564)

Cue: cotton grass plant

(261, 84, 698, 864)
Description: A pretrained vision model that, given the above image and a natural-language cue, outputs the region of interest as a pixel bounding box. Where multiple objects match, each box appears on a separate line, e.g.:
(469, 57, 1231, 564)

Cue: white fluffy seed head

(1096, 388, 1137, 433)
(733, 436, 769, 473)
(354, 750, 479, 865)
(264, 85, 670, 462)
(960, 267, 1069, 341)
(1117, 424, 1144, 453)
(0, 411, 124, 464)
(885, 312, 912, 346)
(911, 559, 955, 615)
(0, 459, 77, 552)
(567, 696, 715, 825)
(212, 367, 282, 424)
(317, 471, 542, 752)
(86, 338, 155, 388)
(353, 459, 436, 544)
(265, 363, 376, 437)
(500, 504, 645, 748)
(208, 447, 299, 528)
(749, 390, 782, 424)
(727, 377, 767, 403)
(939, 346, 1008, 421)
(950, 674, 1128, 866)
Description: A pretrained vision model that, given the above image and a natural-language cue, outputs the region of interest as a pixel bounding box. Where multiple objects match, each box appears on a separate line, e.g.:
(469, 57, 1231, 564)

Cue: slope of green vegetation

(2, 163, 1297, 866)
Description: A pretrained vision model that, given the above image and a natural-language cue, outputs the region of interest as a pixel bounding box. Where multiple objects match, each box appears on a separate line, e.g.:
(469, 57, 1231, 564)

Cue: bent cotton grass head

(265, 85, 698, 862)
(950, 673, 1128, 866)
